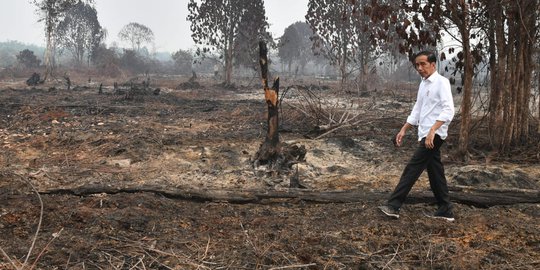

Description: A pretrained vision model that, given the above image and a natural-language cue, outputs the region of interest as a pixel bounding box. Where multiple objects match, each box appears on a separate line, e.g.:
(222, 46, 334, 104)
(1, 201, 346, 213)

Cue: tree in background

(91, 44, 121, 77)
(56, 1, 105, 66)
(32, 0, 82, 79)
(118, 22, 155, 52)
(16, 49, 41, 68)
(0, 41, 44, 68)
(187, 0, 270, 85)
(232, 0, 271, 72)
(480, 0, 539, 152)
(120, 49, 148, 74)
(171, 49, 194, 74)
(278, 21, 313, 75)
(306, 0, 377, 87)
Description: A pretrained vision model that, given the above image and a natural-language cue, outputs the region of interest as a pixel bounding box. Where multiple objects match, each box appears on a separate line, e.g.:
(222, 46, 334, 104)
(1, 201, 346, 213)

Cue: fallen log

(37, 184, 540, 207)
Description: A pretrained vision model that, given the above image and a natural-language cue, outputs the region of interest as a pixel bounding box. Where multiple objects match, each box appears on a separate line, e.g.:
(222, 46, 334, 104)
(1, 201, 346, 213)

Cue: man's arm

(396, 122, 413, 147)
(425, 120, 445, 149)
(426, 78, 455, 149)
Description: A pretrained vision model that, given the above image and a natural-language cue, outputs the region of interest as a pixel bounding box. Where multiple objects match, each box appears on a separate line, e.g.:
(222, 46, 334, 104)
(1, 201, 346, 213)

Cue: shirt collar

(423, 71, 439, 82)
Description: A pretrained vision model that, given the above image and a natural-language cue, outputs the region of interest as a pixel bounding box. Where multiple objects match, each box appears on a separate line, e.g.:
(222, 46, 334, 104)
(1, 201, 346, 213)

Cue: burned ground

(0, 76, 539, 269)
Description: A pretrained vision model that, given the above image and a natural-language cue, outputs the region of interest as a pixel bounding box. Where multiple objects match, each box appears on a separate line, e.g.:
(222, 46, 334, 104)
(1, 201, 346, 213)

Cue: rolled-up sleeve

(436, 79, 455, 122)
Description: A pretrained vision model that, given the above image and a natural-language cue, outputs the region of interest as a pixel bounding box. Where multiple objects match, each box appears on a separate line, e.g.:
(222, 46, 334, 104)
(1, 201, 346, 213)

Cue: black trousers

(387, 134, 452, 211)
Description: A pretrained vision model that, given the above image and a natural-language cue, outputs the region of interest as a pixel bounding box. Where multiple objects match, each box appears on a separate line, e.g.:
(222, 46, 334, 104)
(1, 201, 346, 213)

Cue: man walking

(379, 50, 455, 221)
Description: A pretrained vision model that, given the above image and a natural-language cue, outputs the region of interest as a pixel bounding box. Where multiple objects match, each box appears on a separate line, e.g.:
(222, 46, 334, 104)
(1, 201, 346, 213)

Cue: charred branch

(37, 185, 540, 207)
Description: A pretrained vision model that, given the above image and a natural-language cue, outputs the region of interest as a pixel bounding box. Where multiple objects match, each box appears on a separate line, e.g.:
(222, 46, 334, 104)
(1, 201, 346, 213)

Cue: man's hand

(425, 130, 435, 149)
(395, 123, 412, 147)
(426, 121, 445, 149)
(395, 130, 406, 147)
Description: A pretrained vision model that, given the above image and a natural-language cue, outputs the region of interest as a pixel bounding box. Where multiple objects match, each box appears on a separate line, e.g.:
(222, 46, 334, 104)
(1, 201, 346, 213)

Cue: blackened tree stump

(254, 41, 306, 178)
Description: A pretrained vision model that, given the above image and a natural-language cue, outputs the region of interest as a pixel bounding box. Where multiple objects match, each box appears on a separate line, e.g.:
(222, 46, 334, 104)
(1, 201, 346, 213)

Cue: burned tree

(254, 42, 306, 182)
(254, 41, 280, 165)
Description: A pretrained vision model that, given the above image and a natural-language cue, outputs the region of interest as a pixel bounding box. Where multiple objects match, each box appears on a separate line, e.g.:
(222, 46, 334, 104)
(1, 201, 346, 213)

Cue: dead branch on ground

(282, 85, 367, 137)
(37, 184, 540, 207)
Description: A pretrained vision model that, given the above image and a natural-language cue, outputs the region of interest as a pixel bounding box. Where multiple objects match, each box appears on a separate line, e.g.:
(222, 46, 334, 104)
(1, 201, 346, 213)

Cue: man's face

(414, 55, 436, 78)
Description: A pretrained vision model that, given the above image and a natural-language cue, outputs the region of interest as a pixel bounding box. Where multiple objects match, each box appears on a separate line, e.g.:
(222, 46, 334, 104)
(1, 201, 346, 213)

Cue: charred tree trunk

(254, 41, 281, 166)
(254, 41, 306, 179)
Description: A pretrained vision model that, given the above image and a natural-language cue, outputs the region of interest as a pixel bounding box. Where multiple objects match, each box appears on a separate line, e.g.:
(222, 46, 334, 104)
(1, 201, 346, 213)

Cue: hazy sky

(0, 0, 309, 53)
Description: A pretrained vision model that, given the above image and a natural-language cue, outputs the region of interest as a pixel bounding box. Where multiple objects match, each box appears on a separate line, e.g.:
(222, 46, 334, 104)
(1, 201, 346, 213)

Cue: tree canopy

(56, 1, 105, 65)
(278, 21, 314, 75)
(32, 0, 85, 78)
(171, 49, 194, 74)
(118, 22, 155, 52)
(306, 0, 377, 86)
(187, 0, 270, 85)
(16, 49, 41, 68)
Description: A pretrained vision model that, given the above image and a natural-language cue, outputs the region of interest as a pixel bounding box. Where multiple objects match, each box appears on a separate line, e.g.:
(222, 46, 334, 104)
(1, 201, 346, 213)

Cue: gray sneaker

(378, 205, 399, 219)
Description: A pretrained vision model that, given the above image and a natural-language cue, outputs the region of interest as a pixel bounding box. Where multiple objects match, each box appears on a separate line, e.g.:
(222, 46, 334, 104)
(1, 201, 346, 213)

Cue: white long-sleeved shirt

(406, 71, 455, 141)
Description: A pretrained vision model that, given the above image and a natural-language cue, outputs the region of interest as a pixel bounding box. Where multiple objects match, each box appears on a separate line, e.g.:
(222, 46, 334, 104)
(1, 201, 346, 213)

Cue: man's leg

(387, 140, 434, 210)
(426, 136, 452, 212)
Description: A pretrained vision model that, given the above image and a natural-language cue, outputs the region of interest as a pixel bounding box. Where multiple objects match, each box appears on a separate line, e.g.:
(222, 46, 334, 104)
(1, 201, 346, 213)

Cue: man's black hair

(414, 50, 437, 63)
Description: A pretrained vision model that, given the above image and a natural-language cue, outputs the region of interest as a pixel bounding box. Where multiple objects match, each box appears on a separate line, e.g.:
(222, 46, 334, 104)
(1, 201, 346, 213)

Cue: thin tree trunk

(493, 2, 507, 149)
(224, 33, 234, 85)
(288, 60, 292, 75)
(43, 22, 54, 81)
(518, 0, 537, 142)
(339, 9, 348, 90)
(487, 1, 500, 146)
(225, 49, 233, 85)
(501, 22, 516, 152)
(515, 38, 526, 141)
(457, 1, 473, 160)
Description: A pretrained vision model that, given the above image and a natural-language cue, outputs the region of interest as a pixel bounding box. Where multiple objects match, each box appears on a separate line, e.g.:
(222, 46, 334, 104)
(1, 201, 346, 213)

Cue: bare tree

(118, 22, 154, 52)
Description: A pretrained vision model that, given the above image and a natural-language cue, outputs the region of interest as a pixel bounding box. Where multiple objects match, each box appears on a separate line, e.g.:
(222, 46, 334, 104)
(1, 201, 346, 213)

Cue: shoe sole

(379, 207, 399, 219)
(424, 212, 454, 222)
